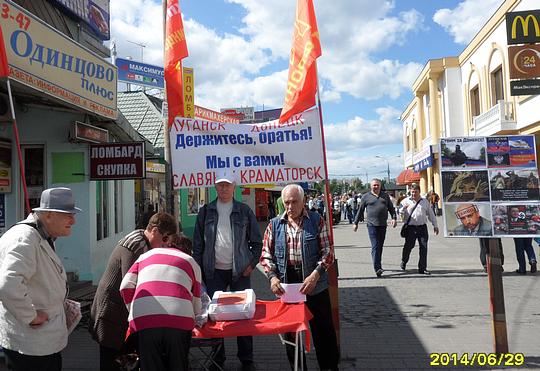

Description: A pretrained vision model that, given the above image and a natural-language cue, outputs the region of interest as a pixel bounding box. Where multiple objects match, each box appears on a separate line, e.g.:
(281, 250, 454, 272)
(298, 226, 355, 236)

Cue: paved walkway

(2, 216, 539, 370)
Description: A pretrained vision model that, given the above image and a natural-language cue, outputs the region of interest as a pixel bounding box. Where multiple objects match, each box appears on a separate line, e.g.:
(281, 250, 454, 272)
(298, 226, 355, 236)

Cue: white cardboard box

(208, 289, 256, 321)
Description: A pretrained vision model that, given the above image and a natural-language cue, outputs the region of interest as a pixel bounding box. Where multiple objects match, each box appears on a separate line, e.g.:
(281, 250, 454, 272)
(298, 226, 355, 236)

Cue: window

(114, 180, 123, 234)
(491, 67, 504, 106)
(470, 86, 480, 117)
(96, 181, 109, 240)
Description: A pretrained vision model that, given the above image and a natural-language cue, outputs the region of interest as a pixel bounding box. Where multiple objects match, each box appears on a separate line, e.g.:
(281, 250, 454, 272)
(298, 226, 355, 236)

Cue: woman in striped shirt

(120, 234, 202, 371)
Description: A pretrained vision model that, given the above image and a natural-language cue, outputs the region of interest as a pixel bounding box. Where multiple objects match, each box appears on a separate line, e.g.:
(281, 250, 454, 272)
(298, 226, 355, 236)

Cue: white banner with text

(170, 108, 326, 189)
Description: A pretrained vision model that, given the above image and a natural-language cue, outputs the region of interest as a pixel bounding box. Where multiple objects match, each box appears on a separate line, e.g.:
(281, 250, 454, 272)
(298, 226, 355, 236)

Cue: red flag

(164, 0, 188, 127)
(0, 26, 9, 77)
(279, 0, 321, 123)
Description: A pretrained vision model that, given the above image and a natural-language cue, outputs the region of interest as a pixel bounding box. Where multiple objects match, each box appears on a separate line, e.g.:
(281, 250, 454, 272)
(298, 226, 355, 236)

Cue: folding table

(192, 300, 313, 371)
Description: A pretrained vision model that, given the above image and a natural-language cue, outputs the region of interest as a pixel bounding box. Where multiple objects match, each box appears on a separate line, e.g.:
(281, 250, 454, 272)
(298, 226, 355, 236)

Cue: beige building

(401, 0, 540, 202)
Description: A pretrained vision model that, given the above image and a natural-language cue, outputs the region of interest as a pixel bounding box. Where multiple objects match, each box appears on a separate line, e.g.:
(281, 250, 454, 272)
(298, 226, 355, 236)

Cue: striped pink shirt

(120, 248, 202, 333)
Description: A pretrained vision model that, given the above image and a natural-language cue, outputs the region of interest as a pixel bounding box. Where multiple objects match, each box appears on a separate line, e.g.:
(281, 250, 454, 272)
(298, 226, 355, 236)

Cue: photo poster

(441, 135, 540, 237)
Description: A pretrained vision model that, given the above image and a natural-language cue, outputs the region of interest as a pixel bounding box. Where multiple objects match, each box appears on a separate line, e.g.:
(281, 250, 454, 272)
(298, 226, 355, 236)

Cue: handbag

(400, 199, 421, 238)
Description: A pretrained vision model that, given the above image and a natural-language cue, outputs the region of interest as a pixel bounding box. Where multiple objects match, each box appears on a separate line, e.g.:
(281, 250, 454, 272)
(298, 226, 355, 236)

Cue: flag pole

(5, 78, 31, 215)
(314, 63, 341, 352)
(162, 0, 173, 216)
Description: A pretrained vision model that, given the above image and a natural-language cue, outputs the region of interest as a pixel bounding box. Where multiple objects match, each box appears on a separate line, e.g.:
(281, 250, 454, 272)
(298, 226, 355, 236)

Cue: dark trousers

(99, 345, 122, 371)
(138, 327, 192, 371)
(513, 238, 537, 272)
(479, 238, 504, 268)
(401, 224, 428, 271)
(367, 225, 387, 272)
(284, 267, 339, 371)
(4, 348, 61, 371)
(205, 268, 253, 364)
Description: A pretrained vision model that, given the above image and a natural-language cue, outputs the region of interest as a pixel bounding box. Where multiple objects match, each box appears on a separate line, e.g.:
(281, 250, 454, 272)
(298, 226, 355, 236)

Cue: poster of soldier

(441, 170, 489, 202)
(441, 137, 486, 169)
(487, 135, 536, 168)
(489, 169, 540, 201)
(441, 135, 540, 237)
(492, 204, 540, 236)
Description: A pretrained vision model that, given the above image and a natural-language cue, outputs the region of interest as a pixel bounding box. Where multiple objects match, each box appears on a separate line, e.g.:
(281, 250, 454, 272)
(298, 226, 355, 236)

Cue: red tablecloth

(193, 300, 312, 339)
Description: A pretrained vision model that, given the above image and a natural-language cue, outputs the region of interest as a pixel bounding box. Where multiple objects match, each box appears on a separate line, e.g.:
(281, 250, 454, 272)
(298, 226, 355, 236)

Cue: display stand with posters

(441, 135, 540, 238)
(439, 135, 540, 354)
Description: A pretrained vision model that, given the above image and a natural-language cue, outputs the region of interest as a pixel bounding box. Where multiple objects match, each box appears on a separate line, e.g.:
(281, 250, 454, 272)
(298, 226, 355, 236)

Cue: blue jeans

(367, 225, 387, 272)
(513, 238, 537, 272)
(205, 269, 253, 364)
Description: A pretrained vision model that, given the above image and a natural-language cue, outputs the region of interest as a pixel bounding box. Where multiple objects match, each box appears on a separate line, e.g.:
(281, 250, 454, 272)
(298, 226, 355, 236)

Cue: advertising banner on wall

(116, 58, 164, 89)
(412, 146, 433, 172)
(441, 135, 540, 237)
(50, 0, 110, 40)
(0, 0, 117, 119)
(170, 108, 325, 189)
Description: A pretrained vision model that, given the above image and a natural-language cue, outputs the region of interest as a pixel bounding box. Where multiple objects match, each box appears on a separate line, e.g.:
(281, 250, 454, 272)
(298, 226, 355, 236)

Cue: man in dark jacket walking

(353, 178, 397, 277)
(193, 169, 262, 371)
(88, 212, 177, 371)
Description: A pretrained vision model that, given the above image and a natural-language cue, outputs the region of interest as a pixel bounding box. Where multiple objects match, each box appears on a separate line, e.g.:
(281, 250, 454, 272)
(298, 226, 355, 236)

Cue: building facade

(401, 0, 540, 203)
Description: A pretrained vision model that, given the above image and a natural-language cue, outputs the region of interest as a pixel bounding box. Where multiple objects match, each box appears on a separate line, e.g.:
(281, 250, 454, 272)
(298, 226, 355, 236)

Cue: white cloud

(325, 106, 402, 151)
(433, 0, 504, 44)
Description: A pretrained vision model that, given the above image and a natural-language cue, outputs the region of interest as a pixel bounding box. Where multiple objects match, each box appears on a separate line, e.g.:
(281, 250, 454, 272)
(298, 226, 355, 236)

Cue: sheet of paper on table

(280, 283, 306, 303)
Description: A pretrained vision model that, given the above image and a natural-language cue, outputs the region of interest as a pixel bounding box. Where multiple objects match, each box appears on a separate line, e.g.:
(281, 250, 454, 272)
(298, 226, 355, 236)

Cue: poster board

(441, 135, 540, 237)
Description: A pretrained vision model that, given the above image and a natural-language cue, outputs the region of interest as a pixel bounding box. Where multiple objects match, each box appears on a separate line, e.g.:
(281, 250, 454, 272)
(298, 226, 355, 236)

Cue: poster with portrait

(441, 137, 486, 169)
(487, 135, 536, 168)
(492, 204, 540, 235)
(489, 169, 540, 201)
(444, 203, 492, 237)
(441, 134, 540, 238)
(441, 170, 489, 202)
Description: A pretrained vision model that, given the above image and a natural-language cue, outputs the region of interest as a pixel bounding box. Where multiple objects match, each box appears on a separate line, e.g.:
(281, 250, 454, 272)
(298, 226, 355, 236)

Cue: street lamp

(375, 156, 391, 183)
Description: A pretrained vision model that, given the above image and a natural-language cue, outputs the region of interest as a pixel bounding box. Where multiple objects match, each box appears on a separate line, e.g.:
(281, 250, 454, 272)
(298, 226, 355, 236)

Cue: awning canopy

(396, 169, 420, 185)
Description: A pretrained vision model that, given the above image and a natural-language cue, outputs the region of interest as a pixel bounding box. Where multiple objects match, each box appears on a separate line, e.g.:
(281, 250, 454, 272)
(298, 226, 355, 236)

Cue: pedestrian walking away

(0, 188, 81, 371)
(193, 168, 262, 371)
(399, 183, 439, 275)
(89, 212, 178, 371)
(260, 184, 339, 371)
(353, 178, 397, 277)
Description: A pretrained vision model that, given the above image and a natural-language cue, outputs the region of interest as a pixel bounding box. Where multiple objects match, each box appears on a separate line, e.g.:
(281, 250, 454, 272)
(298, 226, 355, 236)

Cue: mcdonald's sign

(506, 10, 540, 45)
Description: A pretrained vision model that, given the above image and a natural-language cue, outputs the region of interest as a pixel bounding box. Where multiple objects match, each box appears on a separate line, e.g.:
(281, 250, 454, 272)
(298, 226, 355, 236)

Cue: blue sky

(109, 0, 504, 182)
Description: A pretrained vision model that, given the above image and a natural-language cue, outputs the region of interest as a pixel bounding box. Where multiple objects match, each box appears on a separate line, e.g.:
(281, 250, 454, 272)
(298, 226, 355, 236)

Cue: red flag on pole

(164, 0, 188, 127)
(0, 25, 10, 77)
(279, 0, 321, 123)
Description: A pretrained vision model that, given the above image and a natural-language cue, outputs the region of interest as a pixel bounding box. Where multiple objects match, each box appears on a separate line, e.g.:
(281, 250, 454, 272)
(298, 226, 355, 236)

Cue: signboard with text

(116, 58, 164, 89)
(89, 142, 145, 180)
(508, 44, 540, 79)
(0, 0, 117, 119)
(413, 146, 433, 172)
(170, 108, 325, 189)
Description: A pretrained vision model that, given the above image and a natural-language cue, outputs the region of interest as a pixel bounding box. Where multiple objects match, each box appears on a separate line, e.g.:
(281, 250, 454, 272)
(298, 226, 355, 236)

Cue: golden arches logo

(511, 14, 540, 39)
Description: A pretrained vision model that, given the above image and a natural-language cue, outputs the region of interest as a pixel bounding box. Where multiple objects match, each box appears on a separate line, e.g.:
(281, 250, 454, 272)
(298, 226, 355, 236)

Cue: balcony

(473, 100, 516, 136)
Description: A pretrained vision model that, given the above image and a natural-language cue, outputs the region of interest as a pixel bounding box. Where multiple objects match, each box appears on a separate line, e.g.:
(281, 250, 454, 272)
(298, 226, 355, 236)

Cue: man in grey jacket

(353, 179, 397, 277)
(0, 188, 81, 371)
(193, 169, 262, 371)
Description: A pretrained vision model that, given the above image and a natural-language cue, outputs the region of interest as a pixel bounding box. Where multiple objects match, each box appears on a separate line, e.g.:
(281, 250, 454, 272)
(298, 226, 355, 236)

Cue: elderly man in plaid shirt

(260, 184, 339, 371)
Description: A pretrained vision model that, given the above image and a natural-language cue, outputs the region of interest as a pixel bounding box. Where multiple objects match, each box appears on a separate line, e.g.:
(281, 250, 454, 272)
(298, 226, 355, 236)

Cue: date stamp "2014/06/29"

(429, 353, 524, 367)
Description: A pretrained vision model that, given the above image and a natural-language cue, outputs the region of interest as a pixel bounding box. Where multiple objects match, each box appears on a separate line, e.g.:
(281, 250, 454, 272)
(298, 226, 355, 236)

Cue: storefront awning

(396, 169, 420, 185)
